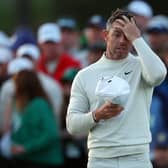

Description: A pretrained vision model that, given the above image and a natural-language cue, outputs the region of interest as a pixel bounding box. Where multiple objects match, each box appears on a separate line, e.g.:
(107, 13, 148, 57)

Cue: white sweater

(66, 37, 167, 158)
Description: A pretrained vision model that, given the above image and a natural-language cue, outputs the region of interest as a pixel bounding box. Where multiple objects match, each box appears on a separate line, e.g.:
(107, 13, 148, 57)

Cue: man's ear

(102, 29, 108, 42)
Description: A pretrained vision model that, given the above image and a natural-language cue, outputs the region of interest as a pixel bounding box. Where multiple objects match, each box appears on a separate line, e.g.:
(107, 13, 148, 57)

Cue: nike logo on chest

(124, 70, 133, 75)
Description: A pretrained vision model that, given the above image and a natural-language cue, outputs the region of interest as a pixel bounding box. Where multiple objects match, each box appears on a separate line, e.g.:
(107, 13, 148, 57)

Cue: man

(84, 15, 105, 48)
(66, 9, 167, 168)
(0, 44, 63, 133)
(126, 0, 153, 33)
(57, 17, 89, 68)
(147, 16, 168, 160)
(146, 15, 168, 54)
(37, 23, 81, 85)
(87, 42, 105, 65)
(57, 17, 79, 54)
(16, 43, 63, 116)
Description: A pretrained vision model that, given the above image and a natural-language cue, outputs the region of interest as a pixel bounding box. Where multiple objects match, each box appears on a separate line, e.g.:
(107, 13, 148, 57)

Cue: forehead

(108, 21, 123, 33)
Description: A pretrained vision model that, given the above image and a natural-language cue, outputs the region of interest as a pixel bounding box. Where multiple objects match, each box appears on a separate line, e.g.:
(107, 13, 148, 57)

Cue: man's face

(61, 29, 79, 50)
(39, 41, 62, 61)
(148, 33, 168, 53)
(104, 21, 132, 60)
(85, 27, 104, 45)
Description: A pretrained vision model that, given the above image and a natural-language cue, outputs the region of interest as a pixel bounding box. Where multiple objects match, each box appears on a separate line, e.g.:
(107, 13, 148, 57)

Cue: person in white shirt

(0, 44, 63, 133)
(66, 9, 167, 168)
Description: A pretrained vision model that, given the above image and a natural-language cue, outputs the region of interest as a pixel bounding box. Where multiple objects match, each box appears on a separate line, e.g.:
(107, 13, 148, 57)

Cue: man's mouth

(116, 47, 126, 52)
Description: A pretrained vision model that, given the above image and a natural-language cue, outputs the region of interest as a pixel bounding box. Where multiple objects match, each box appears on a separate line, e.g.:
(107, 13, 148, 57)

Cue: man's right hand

(93, 101, 124, 122)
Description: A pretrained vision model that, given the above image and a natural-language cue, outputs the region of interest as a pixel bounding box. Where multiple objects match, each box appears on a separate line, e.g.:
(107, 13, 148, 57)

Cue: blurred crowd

(0, 0, 168, 168)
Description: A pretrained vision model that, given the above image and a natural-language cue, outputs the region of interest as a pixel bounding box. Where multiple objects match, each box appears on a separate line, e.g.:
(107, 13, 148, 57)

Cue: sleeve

(0, 80, 14, 131)
(66, 73, 96, 135)
(50, 81, 63, 117)
(133, 37, 167, 86)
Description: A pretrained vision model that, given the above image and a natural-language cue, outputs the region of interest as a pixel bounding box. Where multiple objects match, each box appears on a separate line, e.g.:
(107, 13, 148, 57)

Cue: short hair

(106, 9, 133, 31)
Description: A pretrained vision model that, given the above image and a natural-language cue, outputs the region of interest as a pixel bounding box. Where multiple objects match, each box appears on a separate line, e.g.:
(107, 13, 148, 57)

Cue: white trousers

(87, 152, 153, 168)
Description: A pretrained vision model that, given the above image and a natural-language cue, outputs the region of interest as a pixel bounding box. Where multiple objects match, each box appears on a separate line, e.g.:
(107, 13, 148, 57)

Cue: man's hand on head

(115, 16, 141, 42)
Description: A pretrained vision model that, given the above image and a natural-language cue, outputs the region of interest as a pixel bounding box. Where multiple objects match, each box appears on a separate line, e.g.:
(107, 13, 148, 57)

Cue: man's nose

(119, 35, 127, 43)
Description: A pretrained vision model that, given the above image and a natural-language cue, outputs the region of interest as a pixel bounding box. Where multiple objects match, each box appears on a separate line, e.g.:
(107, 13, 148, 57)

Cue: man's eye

(114, 32, 121, 37)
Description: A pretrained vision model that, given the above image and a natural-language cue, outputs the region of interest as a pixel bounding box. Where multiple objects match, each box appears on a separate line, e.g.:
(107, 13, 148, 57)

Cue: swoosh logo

(124, 70, 133, 75)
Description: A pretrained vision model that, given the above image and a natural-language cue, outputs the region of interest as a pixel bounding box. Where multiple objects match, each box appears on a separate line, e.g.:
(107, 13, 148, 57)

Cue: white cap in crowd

(57, 17, 77, 30)
(16, 44, 40, 61)
(7, 57, 33, 75)
(37, 23, 61, 43)
(0, 47, 13, 63)
(127, 0, 153, 18)
(146, 15, 168, 33)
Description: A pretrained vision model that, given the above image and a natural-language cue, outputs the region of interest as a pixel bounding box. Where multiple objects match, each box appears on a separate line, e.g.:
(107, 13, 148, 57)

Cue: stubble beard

(107, 49, 128, 60)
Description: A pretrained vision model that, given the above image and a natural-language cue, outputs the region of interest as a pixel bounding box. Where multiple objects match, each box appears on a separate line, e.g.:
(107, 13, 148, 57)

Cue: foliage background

(0, 0, 167, 34)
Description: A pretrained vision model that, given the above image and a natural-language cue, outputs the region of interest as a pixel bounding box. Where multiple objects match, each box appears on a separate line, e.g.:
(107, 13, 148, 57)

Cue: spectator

(146, 15, 168, 54)
(148, 16, 168, 140)
(0, 44, 63, 136)
(37, 23, 81, 85)
(126, 0, 153, 33)
(0, 58, 34, 168)
(150, 42, 168, 161)
(83, 15, 106, 48)
(10, 70, 63, 168)
(60, 68, 87, 168)
(16, 43, 63, 117)
(157, 43, 168, 66)
(57, 17, 79, 53)
(87, 42, 106, 65)
(0, 58, 34, 134)
(57, 17, 88, 67)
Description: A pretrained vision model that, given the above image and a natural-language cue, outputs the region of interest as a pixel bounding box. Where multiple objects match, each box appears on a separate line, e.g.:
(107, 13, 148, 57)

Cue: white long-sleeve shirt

(66, 37, 167, 158)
